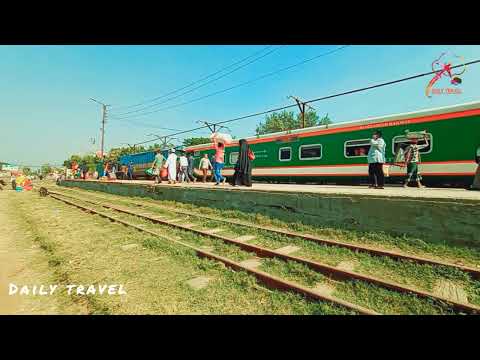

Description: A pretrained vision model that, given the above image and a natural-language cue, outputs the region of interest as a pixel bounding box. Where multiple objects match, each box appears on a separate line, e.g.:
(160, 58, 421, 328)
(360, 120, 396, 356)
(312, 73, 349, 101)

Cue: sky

(1, 45, 480, 167)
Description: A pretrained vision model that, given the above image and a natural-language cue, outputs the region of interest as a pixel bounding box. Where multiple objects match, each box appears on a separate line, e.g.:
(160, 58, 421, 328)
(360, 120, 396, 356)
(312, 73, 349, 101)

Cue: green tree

(182, 137, 211, 147)
(319, 113, 333, 126)
(297, 110, 320, 128)
(63, 154, 82, 168)
(256, 110, 297, 135)
(41, 164, 52, 176)
(256, 110, 332, 135)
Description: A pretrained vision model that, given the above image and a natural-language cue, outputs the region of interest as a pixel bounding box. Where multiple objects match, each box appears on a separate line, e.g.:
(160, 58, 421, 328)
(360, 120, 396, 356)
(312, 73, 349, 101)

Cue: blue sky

(1, 45, 480, 167)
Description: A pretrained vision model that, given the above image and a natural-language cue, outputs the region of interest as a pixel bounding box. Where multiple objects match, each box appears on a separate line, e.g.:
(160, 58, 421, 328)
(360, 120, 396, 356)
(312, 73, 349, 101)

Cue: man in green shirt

(151, 149, 165, 184)
(403, 134, 429, 188)
(95, 159, 104, 180)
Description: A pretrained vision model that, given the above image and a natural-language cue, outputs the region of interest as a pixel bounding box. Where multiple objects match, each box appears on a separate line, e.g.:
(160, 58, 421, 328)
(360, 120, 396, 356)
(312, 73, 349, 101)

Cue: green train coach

(185, 101, 480, 187)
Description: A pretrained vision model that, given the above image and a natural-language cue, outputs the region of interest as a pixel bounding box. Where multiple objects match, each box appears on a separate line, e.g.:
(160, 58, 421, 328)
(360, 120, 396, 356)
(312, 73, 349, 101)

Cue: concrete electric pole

(90, 98, 110, 158)
(288, 96, 316, 128)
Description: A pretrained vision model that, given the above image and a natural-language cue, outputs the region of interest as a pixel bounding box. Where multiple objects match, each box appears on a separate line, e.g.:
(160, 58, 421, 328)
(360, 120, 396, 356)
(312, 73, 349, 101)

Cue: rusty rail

(46, 191, 378, 315)
(45, 188, 480, 314)
(50, 185, 480, 279)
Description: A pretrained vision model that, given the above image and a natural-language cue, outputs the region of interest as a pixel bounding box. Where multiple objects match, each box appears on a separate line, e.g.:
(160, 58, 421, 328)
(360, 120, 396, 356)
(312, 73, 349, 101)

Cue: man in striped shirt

(403, 134, 429, 188)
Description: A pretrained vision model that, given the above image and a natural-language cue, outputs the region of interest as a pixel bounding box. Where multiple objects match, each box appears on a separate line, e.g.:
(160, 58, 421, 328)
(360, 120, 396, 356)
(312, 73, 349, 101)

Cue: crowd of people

(68, 159, 127, 181)
(149, 134, 255, 187)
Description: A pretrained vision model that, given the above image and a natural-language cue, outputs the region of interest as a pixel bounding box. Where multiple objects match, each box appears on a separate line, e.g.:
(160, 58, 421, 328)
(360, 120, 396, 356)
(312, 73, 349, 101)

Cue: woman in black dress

(231, 139, 254, 187)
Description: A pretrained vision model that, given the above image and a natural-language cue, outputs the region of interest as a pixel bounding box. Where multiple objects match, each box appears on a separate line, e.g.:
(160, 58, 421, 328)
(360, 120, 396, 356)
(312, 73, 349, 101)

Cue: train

(118, 149, 168, 179)
(118, 101, 480, 187)
(184, 101, 480, 187)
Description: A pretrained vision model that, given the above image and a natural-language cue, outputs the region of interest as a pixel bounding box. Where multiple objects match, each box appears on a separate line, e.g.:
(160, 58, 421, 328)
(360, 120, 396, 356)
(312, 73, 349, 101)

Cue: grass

(51, 186, 480, 307)
(48, 187, 480, 314)
(55, 185, 480, 264)
(13, 188, 357, 314)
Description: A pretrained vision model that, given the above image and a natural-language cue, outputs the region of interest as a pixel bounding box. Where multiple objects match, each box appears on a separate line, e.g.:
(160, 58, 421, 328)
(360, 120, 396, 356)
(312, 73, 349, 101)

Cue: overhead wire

(110, 45, 285, 116)
(109, 45, 274, 111)
(130, 58, 480, 147)
(111, 45, 350, 121)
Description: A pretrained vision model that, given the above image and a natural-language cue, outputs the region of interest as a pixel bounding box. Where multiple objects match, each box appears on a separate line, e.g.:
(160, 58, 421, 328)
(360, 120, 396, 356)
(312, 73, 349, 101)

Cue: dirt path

(0, 190, 79, 314)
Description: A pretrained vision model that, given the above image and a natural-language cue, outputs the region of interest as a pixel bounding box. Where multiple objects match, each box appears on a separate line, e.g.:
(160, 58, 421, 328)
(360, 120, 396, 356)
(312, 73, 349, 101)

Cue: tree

(182, 137, 211, 147)
(41, 164, 52, 176)
(256, 110, 332, 135)
(22, 167, 32, 176)
(319, 113, 333, 126)
(297, 110, 319, 128)
(256, 110, 297, 135)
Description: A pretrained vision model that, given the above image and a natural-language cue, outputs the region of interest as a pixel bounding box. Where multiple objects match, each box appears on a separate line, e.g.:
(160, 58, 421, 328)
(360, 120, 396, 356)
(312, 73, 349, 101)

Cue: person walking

(231, 139, 255, 187)
(403, 134, 429, 188)
(95, 158, 104, 180)
(127, 161, 134, 180)
(166, 149, 178, 184)
(470, 147, 480, 190)
(212, 135, 226, 185)
(151, 149, 165, 184)
(199, 154, 212, 183)
(209, 154, 216, 182)
(179, 152, 190, 183)
(186, 153, 197, 183)
(367, 130, 386, 189)
(80, 162, 88, 180)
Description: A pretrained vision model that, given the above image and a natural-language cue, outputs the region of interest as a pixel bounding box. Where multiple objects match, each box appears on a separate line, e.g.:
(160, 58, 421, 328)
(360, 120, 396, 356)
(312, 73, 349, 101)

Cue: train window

(279, 147, 292, 161)
(194, 151, 200, 156)
(299, 144, 322, 160)
(344, 139, 371, 158)
(229, 152, 239, 165)
(392, 133, 433, 156)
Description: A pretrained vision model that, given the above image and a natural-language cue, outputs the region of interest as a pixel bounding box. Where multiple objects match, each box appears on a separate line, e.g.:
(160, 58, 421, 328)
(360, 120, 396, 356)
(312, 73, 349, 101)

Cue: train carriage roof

(185, 100, 480, 150)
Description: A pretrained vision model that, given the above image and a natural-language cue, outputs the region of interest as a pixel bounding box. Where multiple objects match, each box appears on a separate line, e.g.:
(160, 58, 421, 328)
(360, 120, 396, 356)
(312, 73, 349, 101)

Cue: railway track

(38, 185, 480, 314)
(41, 189, 377, 315)
(46, 184, 480, 279)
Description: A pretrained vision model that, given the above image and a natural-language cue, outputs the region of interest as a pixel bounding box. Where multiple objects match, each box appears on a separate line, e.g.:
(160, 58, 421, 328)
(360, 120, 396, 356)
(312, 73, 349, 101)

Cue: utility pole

(90, 98, 110, 158)
(288, 96, 316, 128)
(146, 134, 180, 151)
(196, 120, 230, 134)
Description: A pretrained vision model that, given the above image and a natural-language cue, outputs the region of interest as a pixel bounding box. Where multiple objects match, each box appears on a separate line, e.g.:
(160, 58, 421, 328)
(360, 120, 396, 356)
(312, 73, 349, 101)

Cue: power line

(111, 45, 350, 121)
(113, 118, 184, 131)
(131, 58, 480, 147)
(110, 45, 274, 111)
(110, 45, 285, 117)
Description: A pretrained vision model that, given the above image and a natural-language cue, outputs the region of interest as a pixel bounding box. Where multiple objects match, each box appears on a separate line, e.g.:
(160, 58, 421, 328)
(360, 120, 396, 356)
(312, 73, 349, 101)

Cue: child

(403, 134, 429, 188)
(199, 154, 212, 183)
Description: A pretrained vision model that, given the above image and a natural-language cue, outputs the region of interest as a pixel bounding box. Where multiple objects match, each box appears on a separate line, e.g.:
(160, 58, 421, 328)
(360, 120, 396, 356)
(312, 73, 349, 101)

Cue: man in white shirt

(166, 149, 178, 184)
(178, 153, 190, 183)
(367, 130, 386, 189)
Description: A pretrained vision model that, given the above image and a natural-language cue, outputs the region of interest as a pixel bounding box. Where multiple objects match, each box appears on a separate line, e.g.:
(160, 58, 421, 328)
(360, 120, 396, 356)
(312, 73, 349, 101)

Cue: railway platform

(59, 179, 480, 249)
